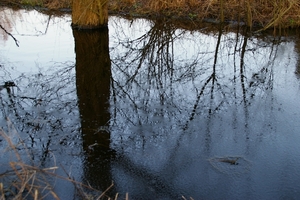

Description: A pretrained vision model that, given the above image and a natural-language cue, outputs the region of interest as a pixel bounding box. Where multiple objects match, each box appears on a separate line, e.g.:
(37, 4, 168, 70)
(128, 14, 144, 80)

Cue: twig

(96, 182, 114, 200)
(0, 23, 19, 47)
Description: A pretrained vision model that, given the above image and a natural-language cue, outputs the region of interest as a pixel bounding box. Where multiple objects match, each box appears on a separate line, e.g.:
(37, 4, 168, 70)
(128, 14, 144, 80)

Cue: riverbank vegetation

(1, 0, 300, 29)
(0, 126, 120, 200)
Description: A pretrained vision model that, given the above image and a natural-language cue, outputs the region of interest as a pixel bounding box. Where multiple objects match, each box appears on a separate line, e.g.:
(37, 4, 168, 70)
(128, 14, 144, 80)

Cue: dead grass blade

(0, 119, 119, 199)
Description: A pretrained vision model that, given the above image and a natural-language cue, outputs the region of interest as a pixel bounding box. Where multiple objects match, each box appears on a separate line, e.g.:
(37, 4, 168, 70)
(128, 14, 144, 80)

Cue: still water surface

(1, 7, 300, 199)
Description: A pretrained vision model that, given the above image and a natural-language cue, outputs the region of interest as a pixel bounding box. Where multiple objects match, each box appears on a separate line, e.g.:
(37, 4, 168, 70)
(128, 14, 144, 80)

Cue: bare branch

(0, 23, 19, 47)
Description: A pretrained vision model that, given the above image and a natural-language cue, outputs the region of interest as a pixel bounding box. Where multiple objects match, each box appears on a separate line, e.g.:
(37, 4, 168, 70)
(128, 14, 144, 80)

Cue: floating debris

(218, 157, 239, 165)
(208, 156, 252, 176)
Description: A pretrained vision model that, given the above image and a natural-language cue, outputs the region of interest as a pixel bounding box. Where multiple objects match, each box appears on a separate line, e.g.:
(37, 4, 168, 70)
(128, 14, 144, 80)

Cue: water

(1, 6, 300, 199)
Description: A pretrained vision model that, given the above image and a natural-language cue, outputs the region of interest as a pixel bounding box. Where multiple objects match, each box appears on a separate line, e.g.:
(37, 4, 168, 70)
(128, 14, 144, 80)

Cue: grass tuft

(20, 0, 43, 7)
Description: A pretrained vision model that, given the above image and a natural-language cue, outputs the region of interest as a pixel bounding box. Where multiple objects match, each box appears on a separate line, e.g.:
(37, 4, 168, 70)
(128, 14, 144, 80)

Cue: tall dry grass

(108, 0, 300, 29)
(44, 0, 71, 10)
(0, 119, 59, 199)
(262, 0, 299, 30)
(0, 118, 118, 200)
(2, 0, 300, 29)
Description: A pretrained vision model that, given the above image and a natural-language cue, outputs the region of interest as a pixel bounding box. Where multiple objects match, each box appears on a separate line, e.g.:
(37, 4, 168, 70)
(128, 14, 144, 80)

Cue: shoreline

(0, 1, 299, 31)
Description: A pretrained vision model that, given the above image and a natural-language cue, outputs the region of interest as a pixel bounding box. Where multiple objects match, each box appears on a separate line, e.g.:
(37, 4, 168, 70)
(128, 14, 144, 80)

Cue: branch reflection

(108, 17, 295, 198)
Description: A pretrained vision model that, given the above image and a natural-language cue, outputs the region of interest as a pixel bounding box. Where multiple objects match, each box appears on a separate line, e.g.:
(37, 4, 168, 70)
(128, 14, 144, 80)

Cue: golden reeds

(44, 0, 71, 10)
(3, 0, 300, 28)
(116, 0, 300, 29)
(262, 0, 299, 30)
(0, 119, 117, 199)
(0, 125, 59, 199)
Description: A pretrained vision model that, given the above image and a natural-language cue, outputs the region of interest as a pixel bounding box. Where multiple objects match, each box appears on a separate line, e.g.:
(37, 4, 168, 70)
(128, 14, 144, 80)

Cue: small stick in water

(218, 158, 239, 165)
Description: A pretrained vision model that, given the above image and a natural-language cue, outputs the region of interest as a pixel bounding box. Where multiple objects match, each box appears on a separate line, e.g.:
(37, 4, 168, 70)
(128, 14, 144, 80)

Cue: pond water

(1, 7, 300, 200)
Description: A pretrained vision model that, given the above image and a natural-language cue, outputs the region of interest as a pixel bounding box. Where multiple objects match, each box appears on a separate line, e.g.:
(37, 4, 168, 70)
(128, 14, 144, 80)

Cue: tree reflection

(0, 64, 78, 152)
(294, 33, 300, 78)
(73, 27, 114, 193)
(108, 17, 294, 198)
(1, 8, 300, 198)
(110, 19, 280, 145)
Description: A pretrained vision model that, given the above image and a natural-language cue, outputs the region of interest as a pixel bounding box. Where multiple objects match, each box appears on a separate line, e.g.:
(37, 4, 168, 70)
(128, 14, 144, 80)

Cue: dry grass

(0, 118, 118, 200)
(108, 0, 300, 29)
(44, 0, 71, 10)
(3, 0, 300, 28)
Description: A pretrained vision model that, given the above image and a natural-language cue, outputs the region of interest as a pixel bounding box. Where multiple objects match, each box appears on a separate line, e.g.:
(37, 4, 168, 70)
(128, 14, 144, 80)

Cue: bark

(72, 0, 108, 29)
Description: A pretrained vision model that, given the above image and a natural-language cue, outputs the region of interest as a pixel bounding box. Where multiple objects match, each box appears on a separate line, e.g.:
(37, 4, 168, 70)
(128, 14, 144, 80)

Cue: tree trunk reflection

(73, 27, 113, 192)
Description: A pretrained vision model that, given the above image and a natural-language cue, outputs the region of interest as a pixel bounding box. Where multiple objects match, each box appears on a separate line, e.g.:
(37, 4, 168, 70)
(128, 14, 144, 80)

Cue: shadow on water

(1, 7, 300, 199)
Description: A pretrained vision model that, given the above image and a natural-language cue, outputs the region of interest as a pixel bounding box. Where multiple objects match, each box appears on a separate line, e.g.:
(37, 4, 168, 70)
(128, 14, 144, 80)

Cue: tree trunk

(72, 0, 108, 29)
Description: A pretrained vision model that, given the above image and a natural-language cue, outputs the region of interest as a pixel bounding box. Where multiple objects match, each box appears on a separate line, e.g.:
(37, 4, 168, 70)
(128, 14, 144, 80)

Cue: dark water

(1, 7, 300, 200)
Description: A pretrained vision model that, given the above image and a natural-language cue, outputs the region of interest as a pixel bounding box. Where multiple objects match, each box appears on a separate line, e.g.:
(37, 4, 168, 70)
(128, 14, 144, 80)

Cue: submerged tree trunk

(72, 0, 108, 29)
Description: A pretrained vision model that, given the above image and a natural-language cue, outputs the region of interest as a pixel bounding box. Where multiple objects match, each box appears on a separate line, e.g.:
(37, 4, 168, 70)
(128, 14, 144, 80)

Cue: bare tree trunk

(72, 0, 108, 29)
(219, 0, 224, 23)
